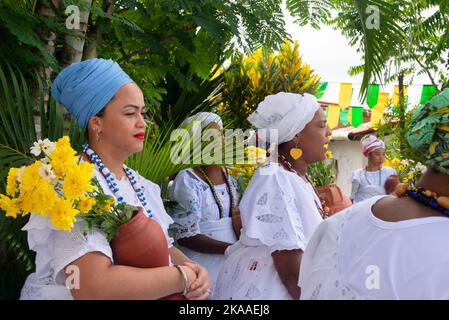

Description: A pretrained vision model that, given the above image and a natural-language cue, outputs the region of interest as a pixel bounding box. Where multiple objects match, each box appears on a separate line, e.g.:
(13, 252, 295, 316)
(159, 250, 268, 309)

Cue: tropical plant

(219, 39, 321, 127)
(307, 150, 336, 188)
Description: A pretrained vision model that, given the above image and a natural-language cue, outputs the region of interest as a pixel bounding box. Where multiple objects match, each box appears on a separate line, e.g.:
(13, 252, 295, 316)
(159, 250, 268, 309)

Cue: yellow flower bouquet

(0, 136, 135, 241)
(384, 157, 427, 183)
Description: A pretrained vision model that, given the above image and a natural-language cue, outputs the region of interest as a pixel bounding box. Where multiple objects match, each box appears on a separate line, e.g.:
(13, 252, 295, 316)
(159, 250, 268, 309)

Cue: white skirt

(213, 234, 292, 300)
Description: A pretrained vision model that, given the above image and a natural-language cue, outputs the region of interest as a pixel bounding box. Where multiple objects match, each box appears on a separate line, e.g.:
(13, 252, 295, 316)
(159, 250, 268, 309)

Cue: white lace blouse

(168, 168, 240, 240)
(20, 164, 174, 300)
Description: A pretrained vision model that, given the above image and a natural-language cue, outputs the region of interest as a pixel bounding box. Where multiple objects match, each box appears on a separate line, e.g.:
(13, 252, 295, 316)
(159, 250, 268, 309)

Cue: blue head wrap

(51, 58, 134, 129)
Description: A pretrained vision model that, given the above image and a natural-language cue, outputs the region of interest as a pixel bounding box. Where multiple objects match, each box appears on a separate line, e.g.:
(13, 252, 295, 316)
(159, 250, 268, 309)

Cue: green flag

(340, 108, 349, 126)
(420, 85, 437, 104)
(366, 84, 380, 109)
(351, 107, 364, 128)
(315, 82, 328, 99)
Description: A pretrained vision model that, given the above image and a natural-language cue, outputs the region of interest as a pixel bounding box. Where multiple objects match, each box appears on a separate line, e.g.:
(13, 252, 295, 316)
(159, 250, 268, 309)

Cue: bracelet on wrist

(174, 265, 188, 295)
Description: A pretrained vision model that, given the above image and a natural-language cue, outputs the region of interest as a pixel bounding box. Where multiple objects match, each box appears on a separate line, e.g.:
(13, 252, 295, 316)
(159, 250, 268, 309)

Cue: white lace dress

(212, 163, 323, 300)
(20, 165, 174, 300)
(168, 168, 240, 289)
(299, 195, 449, 300)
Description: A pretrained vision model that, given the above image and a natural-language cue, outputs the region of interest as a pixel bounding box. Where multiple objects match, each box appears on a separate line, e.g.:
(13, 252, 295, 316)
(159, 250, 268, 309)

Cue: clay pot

(110, 208, 185, 300)
(315, 184, 352, 216)
(385, 175, 401, 195)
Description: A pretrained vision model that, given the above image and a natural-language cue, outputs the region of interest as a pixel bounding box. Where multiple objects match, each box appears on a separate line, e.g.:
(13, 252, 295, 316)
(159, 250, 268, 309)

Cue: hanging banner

(366, 84, 380, 109)
(390, 85, 408, 107)
(338, 83, 352, 110)
(370, 108, 384, 129)
(326, 104, 340, 129)
(420, 85, 437, 104)
(374, 92, 389, 111)
(340, 108, 349, 126)
(315, 82, 328, 99)
(348, 107, 352, 126)
(351, 107, 364, 128)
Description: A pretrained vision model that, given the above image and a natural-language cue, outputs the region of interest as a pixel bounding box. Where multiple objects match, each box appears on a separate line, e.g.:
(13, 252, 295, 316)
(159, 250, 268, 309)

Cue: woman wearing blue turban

(20, 59, 211, 300)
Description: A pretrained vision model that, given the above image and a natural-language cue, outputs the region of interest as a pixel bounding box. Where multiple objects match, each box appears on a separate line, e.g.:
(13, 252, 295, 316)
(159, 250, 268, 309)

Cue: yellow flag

(327, 104, 341, 129)
(374, 92, 389, 111)
(338, 83, 352, 110)
(390, 85, 408, 106)
(370, 108, 384, 129)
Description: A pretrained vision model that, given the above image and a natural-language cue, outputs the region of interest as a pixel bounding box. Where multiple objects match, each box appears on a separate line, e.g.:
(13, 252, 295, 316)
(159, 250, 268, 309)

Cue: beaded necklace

(405, 187, 449, 217)
(83, 144, 153, 218)
(278, 154, 328, 219)
(197, 167, 235, 219)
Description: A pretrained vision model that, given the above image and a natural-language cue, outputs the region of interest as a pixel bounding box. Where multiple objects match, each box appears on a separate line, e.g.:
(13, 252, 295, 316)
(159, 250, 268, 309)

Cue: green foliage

(308, 159, 336, 187)
(330, 0, 406, 98)
(219, 40, 321, 127)
(377, 104, 426, 165)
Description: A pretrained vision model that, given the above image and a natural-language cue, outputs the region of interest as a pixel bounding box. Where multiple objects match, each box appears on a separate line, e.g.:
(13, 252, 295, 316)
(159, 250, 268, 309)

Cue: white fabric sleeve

(349, 170, 361, 200)
(240, 166, 307, 253)
(52, 220, 113, 284)
(350, 179, 360, 200)
(168, 171, 203, 240)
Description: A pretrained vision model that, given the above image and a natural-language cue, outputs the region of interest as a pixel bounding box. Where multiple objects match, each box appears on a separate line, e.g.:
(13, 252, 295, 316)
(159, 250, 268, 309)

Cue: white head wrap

(181, 112, 223, 133)
(248, 92, 321, 144)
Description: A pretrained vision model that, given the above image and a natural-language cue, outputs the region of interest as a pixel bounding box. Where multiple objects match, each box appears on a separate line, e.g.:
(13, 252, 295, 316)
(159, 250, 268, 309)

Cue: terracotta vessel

(315, 184, 352, 216)
(110, 208, 185, 300)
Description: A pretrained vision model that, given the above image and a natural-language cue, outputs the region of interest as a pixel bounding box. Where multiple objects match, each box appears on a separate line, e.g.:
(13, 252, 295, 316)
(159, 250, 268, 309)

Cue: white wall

(329, 140, 367, 197)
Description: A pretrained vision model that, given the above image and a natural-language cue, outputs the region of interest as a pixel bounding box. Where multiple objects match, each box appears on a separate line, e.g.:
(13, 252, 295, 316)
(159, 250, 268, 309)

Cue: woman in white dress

(299, 88, 449, 299)
(169, 112, 241, 290)
(350, 135, 397, 203)
(19, 58, 211, 300)
(213, 92, 331, 300)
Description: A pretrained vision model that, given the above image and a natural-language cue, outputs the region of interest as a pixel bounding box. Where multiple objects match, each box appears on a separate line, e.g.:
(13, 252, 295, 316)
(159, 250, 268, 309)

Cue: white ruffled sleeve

(168, 170, 203, 240)
(240, 164, 307, 253)
(23, 214, 113, 285)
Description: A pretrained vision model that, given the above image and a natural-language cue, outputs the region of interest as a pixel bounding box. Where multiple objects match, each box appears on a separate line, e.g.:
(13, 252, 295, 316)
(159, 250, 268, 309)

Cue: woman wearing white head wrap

(168, 112, 241, 294)
(213, 92, 332, 300)
(349, 134, 397, 203)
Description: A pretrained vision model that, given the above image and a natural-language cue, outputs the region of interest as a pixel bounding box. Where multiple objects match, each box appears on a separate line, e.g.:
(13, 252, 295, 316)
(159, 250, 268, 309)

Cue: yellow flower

(78, 196, 96, 214)
(97, 197, 116, 214)
(6, 167, 19, 196)
(30, 179, 58, 216)
(21, 161, 43, 192)
(17, 191, 34, 215)
(62, 162, 95, 200)
(49, 198, 79, 231)
(49, 137, 78, 178)
(0, 195, 21, 218)
(326, 150, 333, 159)
(244, 146, 267, 164)
(398, 164, 405, 172)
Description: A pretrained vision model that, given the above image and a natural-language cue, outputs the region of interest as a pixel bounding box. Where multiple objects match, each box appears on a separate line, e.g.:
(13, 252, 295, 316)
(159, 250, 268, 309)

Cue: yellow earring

(290, 147, 303, 160)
